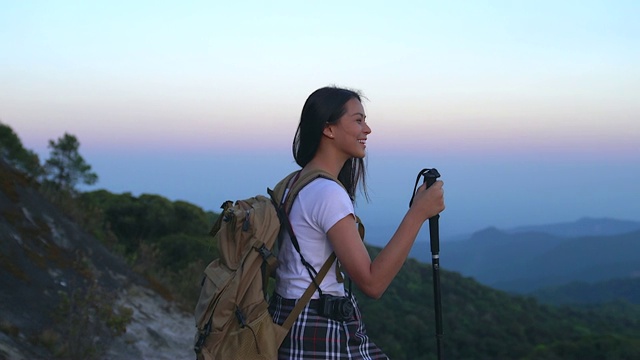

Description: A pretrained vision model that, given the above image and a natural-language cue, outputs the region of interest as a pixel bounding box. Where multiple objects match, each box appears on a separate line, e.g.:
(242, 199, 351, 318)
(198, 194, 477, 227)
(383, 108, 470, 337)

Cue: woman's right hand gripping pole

(410, 180, 445, 222)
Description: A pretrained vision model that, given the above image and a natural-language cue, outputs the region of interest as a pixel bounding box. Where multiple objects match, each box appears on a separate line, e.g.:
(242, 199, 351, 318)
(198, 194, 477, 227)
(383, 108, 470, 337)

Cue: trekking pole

(410, 168, 443, 359)
(423, 168, 443, 360)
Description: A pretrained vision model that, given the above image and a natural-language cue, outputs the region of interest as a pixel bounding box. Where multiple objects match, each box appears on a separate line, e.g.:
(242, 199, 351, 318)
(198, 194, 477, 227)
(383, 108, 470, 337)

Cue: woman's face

(330, 98, 372, 159)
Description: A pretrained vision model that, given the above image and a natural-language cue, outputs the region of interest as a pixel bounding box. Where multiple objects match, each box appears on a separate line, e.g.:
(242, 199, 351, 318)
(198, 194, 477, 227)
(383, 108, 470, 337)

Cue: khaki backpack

(193, 170, 343, 360)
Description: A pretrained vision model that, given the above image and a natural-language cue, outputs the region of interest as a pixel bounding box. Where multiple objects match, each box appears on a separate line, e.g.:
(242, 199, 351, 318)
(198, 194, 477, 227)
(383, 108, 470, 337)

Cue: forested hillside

(531, 277, 640, 305)
(2, 123, 640, 359)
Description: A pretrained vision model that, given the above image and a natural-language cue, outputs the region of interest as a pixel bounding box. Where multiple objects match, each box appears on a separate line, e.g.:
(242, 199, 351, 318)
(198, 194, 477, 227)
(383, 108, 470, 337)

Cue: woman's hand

(409, 180, 445, 222)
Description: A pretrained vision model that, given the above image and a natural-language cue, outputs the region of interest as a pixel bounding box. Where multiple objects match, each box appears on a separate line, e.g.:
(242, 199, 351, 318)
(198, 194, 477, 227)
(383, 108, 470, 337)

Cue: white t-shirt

(274, 177, 355, 299)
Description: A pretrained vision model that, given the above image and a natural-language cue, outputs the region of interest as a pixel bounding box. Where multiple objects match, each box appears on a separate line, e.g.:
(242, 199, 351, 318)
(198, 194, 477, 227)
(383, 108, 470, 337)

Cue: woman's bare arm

(327, 180, 445, 298)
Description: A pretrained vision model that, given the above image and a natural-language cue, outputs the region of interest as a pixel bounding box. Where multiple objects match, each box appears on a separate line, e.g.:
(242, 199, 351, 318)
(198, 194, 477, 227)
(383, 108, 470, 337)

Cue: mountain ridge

(409, 222, 640, 296)
(506, 216, 640, 237)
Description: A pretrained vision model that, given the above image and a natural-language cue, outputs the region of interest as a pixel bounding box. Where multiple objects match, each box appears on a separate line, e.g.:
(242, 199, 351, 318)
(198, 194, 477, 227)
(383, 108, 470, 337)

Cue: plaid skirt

(269, 292, 389, 359)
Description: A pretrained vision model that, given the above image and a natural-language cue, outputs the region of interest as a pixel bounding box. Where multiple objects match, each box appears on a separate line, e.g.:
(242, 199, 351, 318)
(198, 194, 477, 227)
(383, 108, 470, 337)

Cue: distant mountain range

(506, 217, 640, 237)
(409, 218, 640, 295)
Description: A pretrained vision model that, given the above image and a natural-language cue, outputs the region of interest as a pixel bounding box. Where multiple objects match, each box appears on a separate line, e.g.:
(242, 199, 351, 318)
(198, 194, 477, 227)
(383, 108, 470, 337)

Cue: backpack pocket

(212, 303, 288, 360)
(194, 260, 234, 331)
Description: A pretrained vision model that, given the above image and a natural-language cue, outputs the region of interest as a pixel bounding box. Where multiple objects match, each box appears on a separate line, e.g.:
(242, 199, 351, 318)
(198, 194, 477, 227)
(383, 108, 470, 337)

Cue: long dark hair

(292, 86, 368, 201)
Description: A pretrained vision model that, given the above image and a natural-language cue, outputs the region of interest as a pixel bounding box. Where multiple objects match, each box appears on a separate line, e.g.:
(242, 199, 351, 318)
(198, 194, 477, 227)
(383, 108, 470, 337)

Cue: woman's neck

(301, 157, 346, 178)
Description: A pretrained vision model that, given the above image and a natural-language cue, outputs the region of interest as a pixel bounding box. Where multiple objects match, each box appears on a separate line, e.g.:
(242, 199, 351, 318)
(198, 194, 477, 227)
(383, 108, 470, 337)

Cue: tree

(0, 121, 43, 178)
(44, 133, 98, 191)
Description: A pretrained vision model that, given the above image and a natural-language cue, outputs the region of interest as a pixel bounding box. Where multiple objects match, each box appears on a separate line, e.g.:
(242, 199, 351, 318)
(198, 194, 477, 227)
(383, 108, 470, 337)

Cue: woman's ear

(323, 125, 335, 139)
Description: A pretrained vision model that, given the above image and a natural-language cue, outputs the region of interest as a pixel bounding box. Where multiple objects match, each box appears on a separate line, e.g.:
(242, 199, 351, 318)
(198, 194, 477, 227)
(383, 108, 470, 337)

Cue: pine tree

(44, 133, 98, 191)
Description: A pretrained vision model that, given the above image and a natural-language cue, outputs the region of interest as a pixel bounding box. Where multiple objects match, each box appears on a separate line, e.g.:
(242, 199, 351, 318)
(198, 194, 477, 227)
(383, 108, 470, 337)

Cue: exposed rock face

(0, 160, 194, 359)
(107, 285, 194, 360)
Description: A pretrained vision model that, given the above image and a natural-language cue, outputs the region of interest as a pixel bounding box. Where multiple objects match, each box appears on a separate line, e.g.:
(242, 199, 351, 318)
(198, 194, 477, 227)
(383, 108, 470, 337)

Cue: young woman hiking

(269, 86, 445, 359)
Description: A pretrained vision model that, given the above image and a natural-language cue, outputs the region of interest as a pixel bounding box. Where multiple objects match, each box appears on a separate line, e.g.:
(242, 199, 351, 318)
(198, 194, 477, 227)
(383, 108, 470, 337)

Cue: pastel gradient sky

(2, 0, 639, 243)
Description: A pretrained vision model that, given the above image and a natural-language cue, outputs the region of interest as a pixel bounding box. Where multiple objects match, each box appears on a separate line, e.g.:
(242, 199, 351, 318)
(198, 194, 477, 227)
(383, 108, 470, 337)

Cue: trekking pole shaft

(424, 169, 443, 360)
(432, 254, 443, 359)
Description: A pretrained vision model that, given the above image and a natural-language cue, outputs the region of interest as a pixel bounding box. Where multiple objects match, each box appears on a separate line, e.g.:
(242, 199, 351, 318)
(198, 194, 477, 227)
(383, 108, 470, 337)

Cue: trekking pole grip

(423, 168, 441, 256)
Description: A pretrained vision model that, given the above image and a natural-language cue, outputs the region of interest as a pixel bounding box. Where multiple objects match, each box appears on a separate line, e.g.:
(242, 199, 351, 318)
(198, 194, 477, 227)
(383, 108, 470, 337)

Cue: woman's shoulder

(303, 177, 347, 195)
(299, 178, 352, 212)
(298, 177, 354, 224)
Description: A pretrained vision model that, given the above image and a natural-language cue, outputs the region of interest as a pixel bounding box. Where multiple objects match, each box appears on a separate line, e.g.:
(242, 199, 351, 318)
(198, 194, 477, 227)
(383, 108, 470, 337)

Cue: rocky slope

(0, 159, 194, 359)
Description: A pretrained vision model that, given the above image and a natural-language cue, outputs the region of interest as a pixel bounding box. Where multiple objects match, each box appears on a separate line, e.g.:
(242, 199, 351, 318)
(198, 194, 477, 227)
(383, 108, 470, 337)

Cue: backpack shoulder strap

(280, 252, 336, 331)
(268, 169, 344, 271)
(267, 170, 346, 333)
(269, 169, 344, 213)
(269, 170, 299, 209)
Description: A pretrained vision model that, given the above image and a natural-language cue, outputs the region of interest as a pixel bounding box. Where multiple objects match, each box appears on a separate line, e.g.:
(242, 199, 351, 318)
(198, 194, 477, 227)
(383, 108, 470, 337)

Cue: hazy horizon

(6, 135, 637, 246)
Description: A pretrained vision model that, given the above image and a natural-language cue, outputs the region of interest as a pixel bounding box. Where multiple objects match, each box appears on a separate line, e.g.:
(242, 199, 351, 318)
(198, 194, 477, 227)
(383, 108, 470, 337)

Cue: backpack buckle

(194, 321, 212, 354)
(256, 244, 277, 267)
(256, 244, 272, 258)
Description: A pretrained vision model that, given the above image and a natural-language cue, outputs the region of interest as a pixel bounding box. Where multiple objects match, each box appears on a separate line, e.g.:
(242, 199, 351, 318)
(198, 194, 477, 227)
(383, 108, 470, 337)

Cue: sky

(1, 0, 639, 246)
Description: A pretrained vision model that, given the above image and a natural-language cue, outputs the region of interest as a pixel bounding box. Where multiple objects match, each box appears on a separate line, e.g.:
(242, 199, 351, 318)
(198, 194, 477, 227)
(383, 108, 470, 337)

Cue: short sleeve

(300, 178, 354, 234)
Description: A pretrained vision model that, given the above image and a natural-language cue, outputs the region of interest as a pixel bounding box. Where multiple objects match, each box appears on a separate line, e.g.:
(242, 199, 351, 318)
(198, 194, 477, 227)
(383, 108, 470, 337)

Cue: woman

(269, 86, 445, 359)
